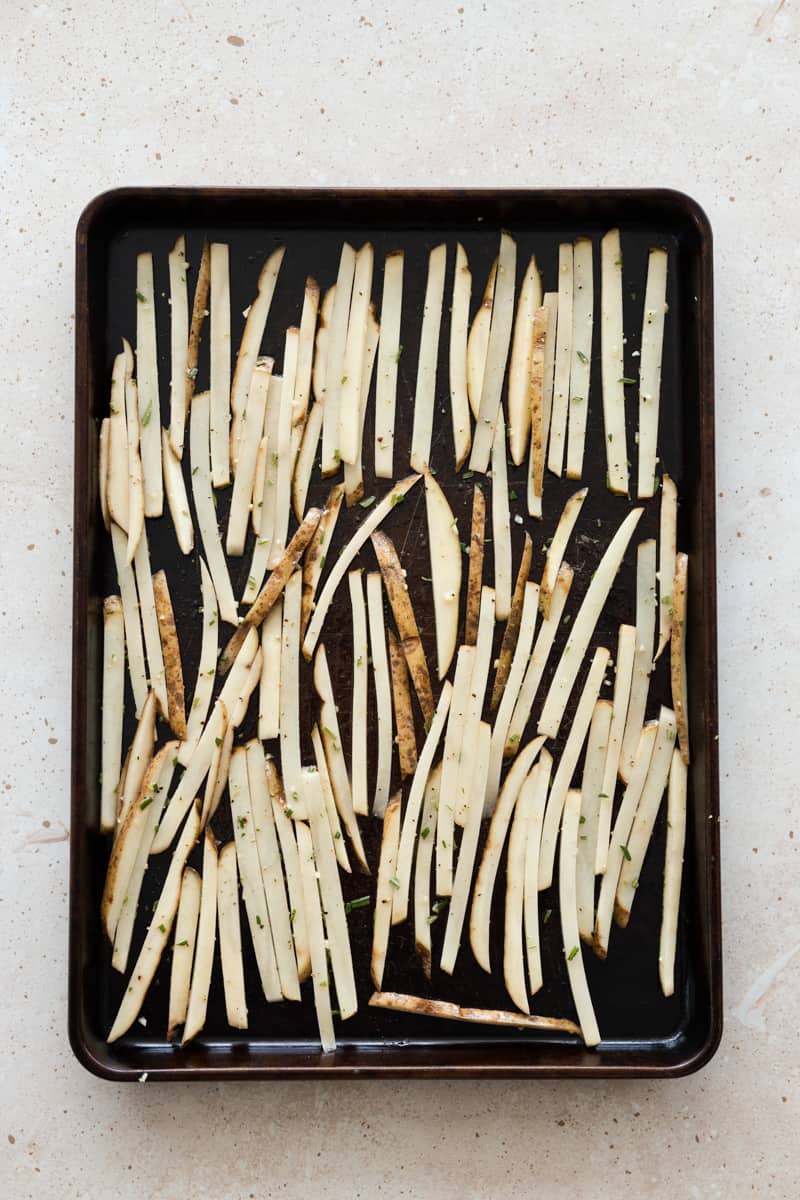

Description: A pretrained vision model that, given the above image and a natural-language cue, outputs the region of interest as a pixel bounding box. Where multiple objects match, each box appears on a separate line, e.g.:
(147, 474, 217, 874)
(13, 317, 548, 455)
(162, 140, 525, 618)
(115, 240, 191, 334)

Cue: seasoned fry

(133, 527, 168, 718)
(576, 701, 613, 941)
(152, 569, 186, 738)
(424, 468, 462, 680)
(448, 243, 472, 470)
(527, 304, 550, 519)
(310, 724, 350, 872)
(226, 356, 271, 555)
(413, 761, 441, 978)
(368, 992, 580, 1036)
(566, 236, 594, 481)
(600, 229, 628, 494)
(167, 235, 190, 460)
(387, 627, 417, 779)
(485, 583, 540, 814)
(620, 539, 657, 781)
(230, 246, 285, 472)
(409, 242, 447, 472)
(505, 563, 573, 756)
(595, 623, 635, 873)
(348, 571, 370, 817)
(655, 473, 678, 662)
(117, 690, 156, 826)
(98, 417, 110, 531)
(301, 483, 344, 635)
(670, 552, 690, 764)
(152, 696, 228, 853)
(109, 522, 148, 717)
(540, 487, 587, 620)
(637, 247, 669, 499)
(339, 242, 374, 464)
(504, 758, 534, 1012)
(161, 429, 194, 555)
(491, 532, 533, 710)
(371, 792, 401, 990)
(278, 570, 304, 820)
(124, 374, 144, 563)
(312, 284, 335, 406)
(179, 559, 218, 766)
(659, 748, 687, 997)
(183, 828, 219, 1044)
(167, 867, 201, 1040)
(522, 751, 552, 996)
(344, 302, 380, 505)
(296, 821, 336, 1052)
(466, 257, 497, 419)
(184, 239, 210, 421)
(313, 644, 369, 874)
(547, 243, 573, 478)
(440, 721, 491, 975)
(436, 645, 475, 895)
(200, 701, 230, 828)
(258, 600, 282, 741)
(106, 348, 129, 532)
(375, 249, 404, 478)
(490, 411, 512, 620)
(469, 231, 517, 473)
(209, 242, 231, 488)
(290, 277, 320, 464)
(371, 530, 434, 723)
(292, 398, 324, 521)
(100, 596, 125, 833)
(366, 572, 393, 817)
(321, 243, 356, 475)
(559, 790, 601, 1047)
(464, 484, 486, 646)
(454, 586, 495, 826)
(507, 254, 542, 466)
(270, 339, 299, 567)
(135, 252, 163, 516)
(189, 390, 239, 626)
(245, 373, 281, 595)
(217, 843, 248, 1029)
(265, 757, 311, 981)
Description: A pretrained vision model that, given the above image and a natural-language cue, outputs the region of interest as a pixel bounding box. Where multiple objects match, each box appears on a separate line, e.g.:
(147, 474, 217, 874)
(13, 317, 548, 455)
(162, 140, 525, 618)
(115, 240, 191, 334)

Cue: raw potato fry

(100, 597, 125, 832)
(659, 748, 687, 997)
(189, 390, 239, 626)
(491, 532, 533, 710)
(279, 571, 304, 818)
(527, 305, 550, 519)
(179, 559, 218, 767)
(313, 644, 369, 874)
(321, 243, 356, 475)
(270, 342, 298, 566)
(230, 646, 262, 727)
(110, 522, 148, 717)
(566, 237, 594, 481)
(209, 242, 231, 488)
(152, 569, 186, 739)
(538, 647, 610, 891)
(132, 528, 168, 718)
(576, 701, 613, 942)
(469, 231, 517, 473)
(409, 242, 447, 472)
(124, 375, 144, 563)
(344, 303, 379, 505)
(393, 681, 452, 923)
(538, 508, 643, 739)
(302, 474, 422, 660)
(440, 722, 491, 975)
(485, 583, 540, 815)
(339, 242, 374, 464)
(490, 411, 512, 621)
(465, 484, 486, 646)
(184, 239, 211, 422)
(368, 992, 580, 1036)
(547, 244, 574, 478)
(349, 571, 369, 817)
(540, 291, 558, 469)
(230, 247, 285, 472)
(504, 760, 535, 1012)
(117, 690, 156, 825)
(311, 725, 350, 873)
(670, 552, 690, 765)
(637, 247, 669, 499)
(290, 277, 320, 464)
(600, 229, 629, 494)
(108, 803, 200, 1042)
(183, 828, 219, 1045)
(265, 757, 311, 981)
(258, 600, 282, 741)
(470, 735, 546, 974)
(366, 572, 393, 818)
(217, 843, 248, 1029)
(508, 254, 542, 466)
(448, 243, 472, 470)
(424, 468, 462, 680)
(371, 529, 434, 723)
(523, 751, 552, 996)
(436, 645, 476, 895)
(135, 253, 163, 517)
(540, 487, 587, 620)
(167, 867, 201, 1040)
(616, 707, 678, 926)
(200, 702, 231, 828)
(371, 792, 401, 990)
(375, 249, 404, 478)
(559, 790, 601, 1047)
(161, 429, 194, 555)
(505, 563, 573, 755)
(248, 373, 280, 574)
(292, 398, 324, 521)
(454, 586, 495, 825)
(152, 696, 227, 853)
(595, 624, 636, 873)
(388, 627, 417, 779)
(168, 235, 190, 460)
(301, 483, 344, 635)
(312, 284, 335, 406)
(467, 257, 497, 419)
(98, 417, 110, 531)
(413, 761, 441, 978)
(106, 349, 129, 531)
(296, 821, 336, 1052)
(655, 473, 678, 662)
(620, 540, 657, 782)
(226, 357, 271, 555)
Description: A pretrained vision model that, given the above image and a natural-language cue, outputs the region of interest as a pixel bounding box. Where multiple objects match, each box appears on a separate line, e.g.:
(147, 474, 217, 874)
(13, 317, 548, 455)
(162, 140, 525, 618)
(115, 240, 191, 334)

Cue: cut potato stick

(246, 741, 301, 999)
(559, 789, 601, 1047)
(251, 366, 280, 535)
(108, 803, 200, 1042)
(161, 429, 194, 554)
(312, 284, 335, 406)
(485, 582, 540, 815)
(313, 644, 369, 874)
(538, 647, 610, 890)
(454, 586, 495, 826)
(110, 522, 148, 717)
(226, 357, 271, 555)
(491, 411, 512, 620)
(371, 529, 434, 723)
(637, 247, 669, 499)
(527, 304, 550, 519)
(230, 246, 285, 473)
(576, 701, 613, 941)
(505, 563, 573, 756)
(413, 761, 442, 978)
(152, 569, 186, 738)
(671, 552, 690, 764)
(504, 757, 535, 1013)
(178, 559, 218, 766)
(466, 257, 497, 420)
(279, 570, 304, 818)
(270, 344, 298, 567)
(230, 645, 262, 729)
(566, 237, 594, 481)
(595, 623, 636, 873)
(424, 468, 462, 680)
(369, 991, 580, 1035)
(659, 748, 687, 996)
(375, 249, 404, 478)
(538, 508, 642, 739)
(593, 722, 657, 957)
(265, 757, 310, 981)
(184, 239, 210, 418)
(436, 644, 476, 895)
(348, 571, 369, 817)
(182, 828, 219, 1044)
(393, 681, 452, 924)
(152, 697, 227, 853)
(100, 596, 125, 832)
(167, 866, 201, 1040)
(117, 690, 157, 826)
(491, 532, 533, 710)
(540, 292, 558, 469)
(296, 821, 335, 1052)
(620, 539, 657, 782)
(217, 843, 248, 1029)
(469, 231, 517, 473)
(209, 242, 231, 488)
(600, 229, 628, 494)
(409, 242, 447, 472)
(339, 242, 374, 464)
(388, 627, 417, 779)
(258, 600, 282, 741)
(302, 474, 422, 660)
(366, 572, 393, 818)
(547, 244, 574, 477)
(106, 349, 129, 532)
(135, 253, 163, 517)
(200, 703, 231, 828)
(189, 390, 238, 626)
(449, 243, 472, 470)
(540, 487, 587, 619)
(301, 484, 344, 637)
(124, 375, 144, 564)
(310, 725, 350, 873)
(290, 277, 320, 465)
(168, 235, 190, 459)
(616, 706, 677, 926)
(132, 528, 168, 718)
(292, 398, 324, 521)
(99, 417, 111, 530)
(371, 792, 401, 990)
(522, 751, 552, 996)
(655, 473, 678, 662)
(344, 302, 379, 505)
(321, 243, 356, 475)
(470, 734, 546, 974)
(465, 484, 486, 646)
(508, 254, 542, 466)
(440, 721, 491, 974)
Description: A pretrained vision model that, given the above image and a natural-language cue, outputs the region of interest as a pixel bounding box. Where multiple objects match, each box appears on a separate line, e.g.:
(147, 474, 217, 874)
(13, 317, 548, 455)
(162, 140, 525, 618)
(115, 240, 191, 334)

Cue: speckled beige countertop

(1, 2, 798, 1197)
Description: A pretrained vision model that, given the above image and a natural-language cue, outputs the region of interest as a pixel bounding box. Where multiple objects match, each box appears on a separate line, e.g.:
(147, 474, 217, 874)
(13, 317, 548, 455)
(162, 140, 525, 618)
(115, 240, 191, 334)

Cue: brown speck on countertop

(227, 35, 245, 46)
(230, 96, 239, 105)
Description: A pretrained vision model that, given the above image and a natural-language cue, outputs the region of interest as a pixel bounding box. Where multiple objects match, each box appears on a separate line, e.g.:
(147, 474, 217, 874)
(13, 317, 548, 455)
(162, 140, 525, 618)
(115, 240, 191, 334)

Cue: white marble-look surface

(1, 1, 798, 1196)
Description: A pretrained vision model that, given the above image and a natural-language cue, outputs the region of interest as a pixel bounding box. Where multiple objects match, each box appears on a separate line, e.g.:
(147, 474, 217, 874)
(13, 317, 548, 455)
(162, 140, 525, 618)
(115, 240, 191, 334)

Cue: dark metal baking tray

(71, 188, 720, 1079)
